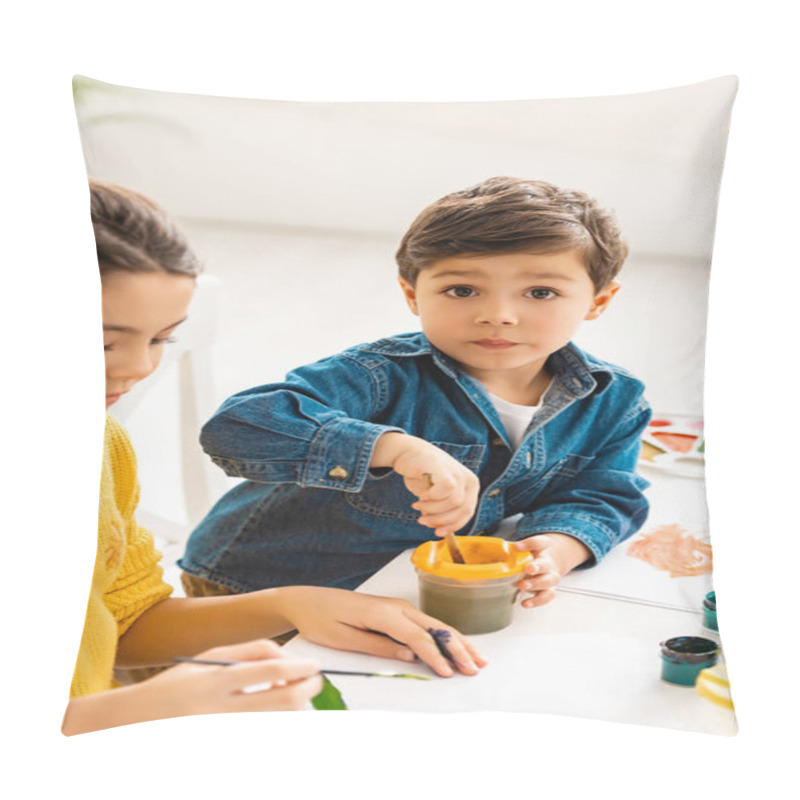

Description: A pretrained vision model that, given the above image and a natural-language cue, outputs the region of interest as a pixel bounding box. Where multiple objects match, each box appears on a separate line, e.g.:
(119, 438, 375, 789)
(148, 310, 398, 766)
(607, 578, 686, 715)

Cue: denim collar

(361, 332, 614, 398)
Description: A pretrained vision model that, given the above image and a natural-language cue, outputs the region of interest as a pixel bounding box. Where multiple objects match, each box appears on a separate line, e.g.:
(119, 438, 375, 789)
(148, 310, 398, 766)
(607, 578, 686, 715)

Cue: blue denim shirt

(179, 332, 651, 592)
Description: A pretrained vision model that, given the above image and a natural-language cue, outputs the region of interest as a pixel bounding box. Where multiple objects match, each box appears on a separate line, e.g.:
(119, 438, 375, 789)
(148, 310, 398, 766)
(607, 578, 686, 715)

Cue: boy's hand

(372, 432, 480, 535)
(513, 533, 592, 608)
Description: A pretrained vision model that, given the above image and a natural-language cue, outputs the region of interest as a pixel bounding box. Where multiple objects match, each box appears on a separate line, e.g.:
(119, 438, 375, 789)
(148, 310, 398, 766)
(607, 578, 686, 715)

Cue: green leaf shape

(311, 675, 348, 710)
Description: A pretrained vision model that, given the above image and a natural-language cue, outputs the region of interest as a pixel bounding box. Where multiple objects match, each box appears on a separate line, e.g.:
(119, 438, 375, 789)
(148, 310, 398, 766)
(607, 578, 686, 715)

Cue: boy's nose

(475, 303, 518, 327)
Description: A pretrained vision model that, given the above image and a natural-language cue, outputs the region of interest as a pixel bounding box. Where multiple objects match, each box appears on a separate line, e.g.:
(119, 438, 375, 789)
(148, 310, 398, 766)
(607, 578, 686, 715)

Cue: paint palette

(638, 414, 705, 478)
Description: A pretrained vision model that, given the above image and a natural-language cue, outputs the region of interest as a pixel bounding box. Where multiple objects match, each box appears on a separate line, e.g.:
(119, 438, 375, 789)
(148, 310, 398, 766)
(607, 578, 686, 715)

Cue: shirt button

(488, 488, 501, 497)
(491, 437, 505, 446)
(328, 466, 349, 479)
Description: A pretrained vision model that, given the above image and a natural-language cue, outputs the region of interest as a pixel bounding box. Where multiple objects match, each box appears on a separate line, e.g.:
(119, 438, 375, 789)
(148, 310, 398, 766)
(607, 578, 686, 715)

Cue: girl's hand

(277, 587, 488, 678)
(372, 433, 480, 535)
(62, 639, 322, 735)
(513, 533, 592, 608)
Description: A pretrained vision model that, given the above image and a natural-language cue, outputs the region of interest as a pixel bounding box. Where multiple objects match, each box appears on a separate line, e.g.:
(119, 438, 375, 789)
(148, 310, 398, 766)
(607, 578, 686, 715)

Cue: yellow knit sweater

(70, 415, 173, 698)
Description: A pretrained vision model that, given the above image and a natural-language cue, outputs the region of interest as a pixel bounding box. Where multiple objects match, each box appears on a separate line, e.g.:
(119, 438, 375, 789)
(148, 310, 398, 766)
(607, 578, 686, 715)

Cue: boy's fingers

(417, 508, 471, 529)
(521, 588, 557, 608)
(514, 535, 553, 555)
(519, 572, 559, 593)
(412, 489, 467, 514)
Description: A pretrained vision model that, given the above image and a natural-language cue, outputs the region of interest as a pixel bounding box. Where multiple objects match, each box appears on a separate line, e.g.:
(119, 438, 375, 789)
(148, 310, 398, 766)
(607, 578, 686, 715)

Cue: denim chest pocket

(345, 441, 485, 521)
(506, 452, 596, 506)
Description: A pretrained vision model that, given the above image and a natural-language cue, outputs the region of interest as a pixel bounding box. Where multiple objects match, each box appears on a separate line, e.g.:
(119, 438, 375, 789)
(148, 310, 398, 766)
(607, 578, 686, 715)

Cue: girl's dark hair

(89, 178, 201, 278)
(396, 176, 627, 292)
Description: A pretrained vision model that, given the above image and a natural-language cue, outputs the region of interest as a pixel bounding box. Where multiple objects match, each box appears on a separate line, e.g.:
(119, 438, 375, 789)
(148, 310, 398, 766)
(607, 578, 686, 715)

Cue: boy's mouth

(472, 339, 518, 350)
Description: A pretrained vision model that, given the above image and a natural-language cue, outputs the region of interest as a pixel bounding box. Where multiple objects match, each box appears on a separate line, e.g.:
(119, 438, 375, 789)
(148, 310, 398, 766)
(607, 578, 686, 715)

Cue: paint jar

(659, 636, 720, 686)
(411, 537, 532, 634)
(702, 591, 718, 631)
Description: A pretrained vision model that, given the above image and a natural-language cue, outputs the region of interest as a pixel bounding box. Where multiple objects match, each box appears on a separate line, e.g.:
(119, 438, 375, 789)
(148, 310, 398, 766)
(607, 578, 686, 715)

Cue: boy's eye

(444, 286, 477, 298)
(526, 288, 558, 300)
(150, 336, 179, 346)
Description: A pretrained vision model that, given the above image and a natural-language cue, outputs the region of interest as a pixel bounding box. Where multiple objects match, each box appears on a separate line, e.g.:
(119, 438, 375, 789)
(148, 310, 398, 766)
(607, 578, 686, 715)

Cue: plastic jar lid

(411, 536, 532, 580)
(660, 636, 720, 664)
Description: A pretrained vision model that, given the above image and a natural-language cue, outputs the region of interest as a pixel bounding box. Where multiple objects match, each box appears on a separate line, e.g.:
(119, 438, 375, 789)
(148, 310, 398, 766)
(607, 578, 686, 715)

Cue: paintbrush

(172, 656, 432, 680)
(422, 472, 466, 564)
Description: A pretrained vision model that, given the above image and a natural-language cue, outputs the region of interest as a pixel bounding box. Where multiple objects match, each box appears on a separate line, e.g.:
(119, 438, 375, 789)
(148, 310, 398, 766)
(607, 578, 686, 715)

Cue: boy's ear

(398, 277, 420, 315)
(584, 281, 621, 320)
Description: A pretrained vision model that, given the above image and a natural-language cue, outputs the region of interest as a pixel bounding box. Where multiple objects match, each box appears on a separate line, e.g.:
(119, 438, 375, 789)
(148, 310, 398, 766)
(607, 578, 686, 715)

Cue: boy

(179, 177, 650, 609)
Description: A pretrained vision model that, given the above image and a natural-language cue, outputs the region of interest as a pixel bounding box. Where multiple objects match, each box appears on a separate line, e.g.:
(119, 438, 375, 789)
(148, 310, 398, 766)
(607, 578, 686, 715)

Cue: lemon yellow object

(695, 663, 735, 710)
(69, 416, 173, 698)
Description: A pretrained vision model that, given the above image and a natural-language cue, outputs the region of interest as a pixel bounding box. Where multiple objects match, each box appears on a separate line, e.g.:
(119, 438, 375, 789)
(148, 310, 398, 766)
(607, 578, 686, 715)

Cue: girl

(61, 180, 485, 735)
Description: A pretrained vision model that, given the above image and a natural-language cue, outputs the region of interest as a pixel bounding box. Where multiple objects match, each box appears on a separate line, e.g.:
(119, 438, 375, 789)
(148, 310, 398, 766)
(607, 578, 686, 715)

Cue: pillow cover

(73, 75, 738, 734)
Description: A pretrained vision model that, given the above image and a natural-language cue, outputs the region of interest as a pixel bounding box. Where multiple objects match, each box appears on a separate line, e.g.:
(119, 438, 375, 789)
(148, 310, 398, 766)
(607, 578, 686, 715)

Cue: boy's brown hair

(396, 177, 627, 292)
(90, 178, 202, 278)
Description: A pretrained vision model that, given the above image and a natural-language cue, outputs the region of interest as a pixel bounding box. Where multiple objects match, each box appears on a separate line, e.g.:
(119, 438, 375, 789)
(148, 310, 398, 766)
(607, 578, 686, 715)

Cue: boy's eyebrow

(103, 316, 188, 334)
(427, 269, 578, 282)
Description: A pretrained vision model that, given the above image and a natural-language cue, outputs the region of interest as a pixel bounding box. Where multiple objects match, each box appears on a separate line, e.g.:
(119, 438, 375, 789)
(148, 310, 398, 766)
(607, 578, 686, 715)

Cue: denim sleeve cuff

(515, 512, 619, 566)
(301, 418, 404, 491)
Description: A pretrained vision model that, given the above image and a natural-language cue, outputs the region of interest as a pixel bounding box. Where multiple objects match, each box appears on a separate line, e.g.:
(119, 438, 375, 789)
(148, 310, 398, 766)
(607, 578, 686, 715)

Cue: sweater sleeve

(70, 417, 173, 698)
(105, 521, 173, 637)
(104, 416, 172, 637)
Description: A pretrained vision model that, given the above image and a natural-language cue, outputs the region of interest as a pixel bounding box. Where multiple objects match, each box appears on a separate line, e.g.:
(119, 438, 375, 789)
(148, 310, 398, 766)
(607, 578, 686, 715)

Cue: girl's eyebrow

(103, 316, 188, 334)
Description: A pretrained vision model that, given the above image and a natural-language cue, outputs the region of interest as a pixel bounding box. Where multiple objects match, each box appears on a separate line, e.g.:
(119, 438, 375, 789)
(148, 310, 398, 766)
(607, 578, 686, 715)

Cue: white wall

(78, 77, 734, 530)
(76, 76, 735, 258)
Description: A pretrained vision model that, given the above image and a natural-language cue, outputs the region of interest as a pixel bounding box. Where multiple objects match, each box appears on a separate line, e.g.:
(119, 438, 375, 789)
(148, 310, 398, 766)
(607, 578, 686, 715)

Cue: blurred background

(73, 75, 736, 560)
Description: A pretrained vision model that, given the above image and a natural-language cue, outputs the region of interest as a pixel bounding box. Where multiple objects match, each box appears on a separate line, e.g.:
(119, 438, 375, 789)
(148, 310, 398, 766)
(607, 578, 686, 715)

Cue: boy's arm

(200, 355, 404, 491)
(514, 401, 652, 566)
(202, 355, 480, 533)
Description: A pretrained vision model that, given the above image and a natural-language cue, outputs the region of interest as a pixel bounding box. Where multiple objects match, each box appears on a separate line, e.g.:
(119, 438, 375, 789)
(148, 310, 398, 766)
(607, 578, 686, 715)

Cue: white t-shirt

(488, 391, 545, 450)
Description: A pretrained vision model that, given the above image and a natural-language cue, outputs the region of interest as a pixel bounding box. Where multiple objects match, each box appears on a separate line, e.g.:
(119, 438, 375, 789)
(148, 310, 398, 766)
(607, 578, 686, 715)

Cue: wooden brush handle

(422, 473, 466, 564)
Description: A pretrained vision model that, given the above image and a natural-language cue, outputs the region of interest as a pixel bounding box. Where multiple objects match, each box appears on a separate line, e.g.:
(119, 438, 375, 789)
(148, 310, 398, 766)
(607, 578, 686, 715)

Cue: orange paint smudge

(627, 524, 713, 577)
(652, 432, 698, 453)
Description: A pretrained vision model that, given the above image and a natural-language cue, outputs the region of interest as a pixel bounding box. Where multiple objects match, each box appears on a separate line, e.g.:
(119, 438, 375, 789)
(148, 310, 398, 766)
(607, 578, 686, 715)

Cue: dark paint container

(660, 636, 720, 686)
(702, 591, 718, 631)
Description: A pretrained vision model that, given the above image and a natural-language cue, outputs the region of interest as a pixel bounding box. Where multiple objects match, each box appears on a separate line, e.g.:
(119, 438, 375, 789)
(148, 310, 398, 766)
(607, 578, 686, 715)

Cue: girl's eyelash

(104, 337, 178, 352)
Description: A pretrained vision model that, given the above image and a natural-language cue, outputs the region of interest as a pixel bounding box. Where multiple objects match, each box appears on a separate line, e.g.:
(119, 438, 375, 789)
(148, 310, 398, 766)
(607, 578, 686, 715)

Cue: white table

(286, 463, 736, 735)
